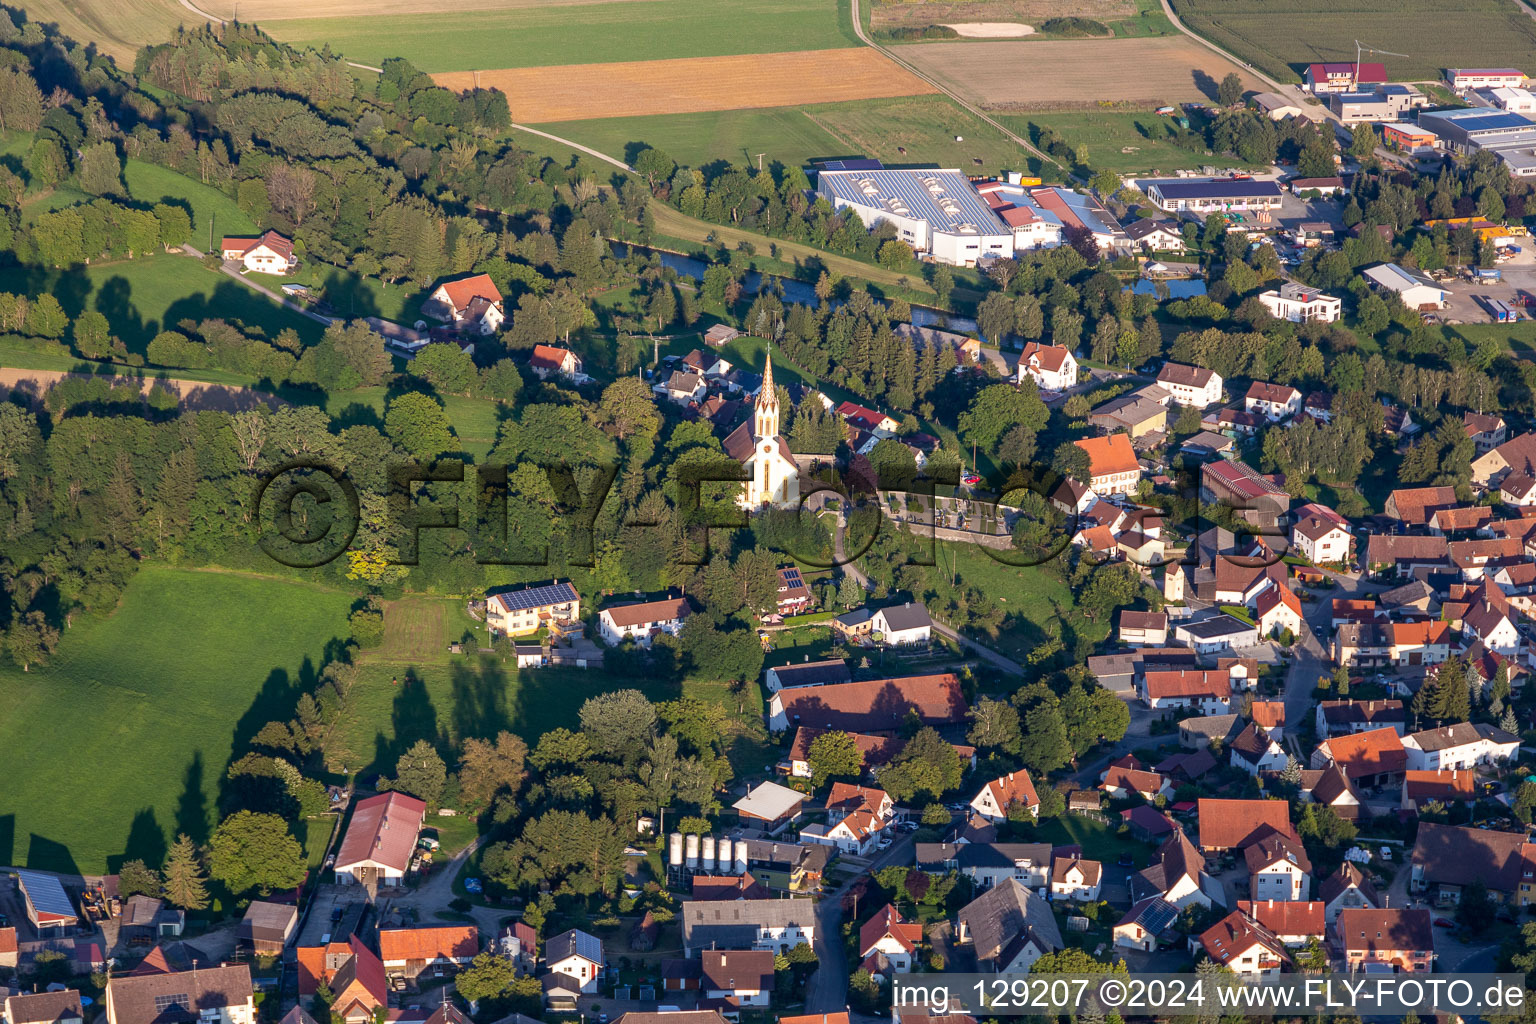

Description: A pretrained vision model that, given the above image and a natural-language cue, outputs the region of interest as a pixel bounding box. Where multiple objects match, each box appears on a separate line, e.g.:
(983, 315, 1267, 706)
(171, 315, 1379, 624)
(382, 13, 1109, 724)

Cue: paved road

(844, 0, 1062, 176)
(804, 831, 919, 1014)
(182, 245, 335, 326)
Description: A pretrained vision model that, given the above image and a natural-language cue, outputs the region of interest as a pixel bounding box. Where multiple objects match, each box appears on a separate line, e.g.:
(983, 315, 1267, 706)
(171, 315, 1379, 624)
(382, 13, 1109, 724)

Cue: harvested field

(435, 49, 937, 123)
(945, 22, 1035, 35)
(200, 0, 659, 17)
(872, 0, 1136, 31)
(901, 37, 1263, 107)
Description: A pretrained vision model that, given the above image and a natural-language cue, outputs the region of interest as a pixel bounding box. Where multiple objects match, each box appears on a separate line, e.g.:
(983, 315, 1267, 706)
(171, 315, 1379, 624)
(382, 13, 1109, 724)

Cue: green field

(0, 566, 354, 874)
(268, 0, 858, 73)
(539, 95, 1042, 178)
(998, 109, 1246, 175)
(0, 255, 323, 351)
(1169, 0, 1536, 84)
(322, 386, 508, 460)
(123, 160, 259, 242)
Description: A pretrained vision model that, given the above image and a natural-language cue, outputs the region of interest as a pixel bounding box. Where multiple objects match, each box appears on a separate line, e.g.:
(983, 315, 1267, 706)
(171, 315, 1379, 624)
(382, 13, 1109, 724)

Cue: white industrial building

(1361, 263, 1452, 310)
(973, 179, 1065, 251)
(818, 168, 1014, 267)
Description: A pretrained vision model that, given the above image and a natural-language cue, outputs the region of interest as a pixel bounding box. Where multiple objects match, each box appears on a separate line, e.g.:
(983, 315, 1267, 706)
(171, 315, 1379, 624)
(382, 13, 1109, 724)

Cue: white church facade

(723, 353, 801, 510)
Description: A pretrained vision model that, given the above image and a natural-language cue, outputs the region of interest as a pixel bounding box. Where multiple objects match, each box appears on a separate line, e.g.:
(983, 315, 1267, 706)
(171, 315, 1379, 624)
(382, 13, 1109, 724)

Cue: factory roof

(819, 169, 1005, 235)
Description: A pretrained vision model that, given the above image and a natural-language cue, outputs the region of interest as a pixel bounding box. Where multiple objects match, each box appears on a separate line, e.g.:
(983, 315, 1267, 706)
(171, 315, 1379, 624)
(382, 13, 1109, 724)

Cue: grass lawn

(0, 255, 323, 352)
(538, 96, 1043, 179)
(0, 566, 355, 874)
(268, 0, 858, 73)
(1030, 814, 1153, 864)
(1439, 320, 1536, 359)
(996, 109, 1247, 176)
(123, 160, 258, 243)
(319, 385, 508, 460)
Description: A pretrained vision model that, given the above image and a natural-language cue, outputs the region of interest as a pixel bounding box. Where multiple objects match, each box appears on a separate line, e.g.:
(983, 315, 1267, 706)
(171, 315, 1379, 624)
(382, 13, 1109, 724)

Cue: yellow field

(433, 48, 938, 123)
(17, 0, 194, 64)
(196, 0, 659, 19)
(900, 36, 1264, 107)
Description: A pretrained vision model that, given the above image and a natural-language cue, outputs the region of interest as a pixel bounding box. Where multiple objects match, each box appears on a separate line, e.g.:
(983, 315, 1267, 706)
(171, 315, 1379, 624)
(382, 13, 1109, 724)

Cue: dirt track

(0, 368, 286, 413)
(900, 35, 1263, 106)
(432, 48, 937, 123)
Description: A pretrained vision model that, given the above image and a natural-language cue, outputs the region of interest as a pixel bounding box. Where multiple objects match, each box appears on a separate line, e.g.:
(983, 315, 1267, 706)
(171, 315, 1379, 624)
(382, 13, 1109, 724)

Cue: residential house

(1200, 460, 1290, 527)
(767, 673, 966, 733)
(955, 879, 1064, 974)
(1258, 283, 1341, 323)
(1385, 485, 1460, 527)
(915, 841, 1054, 890)
(970, 771, 1040, 822)
(1365, 535, 1450, 576)
(732, 782, 805, 832)
(1236, 900, 1326, 947)
(1473, 432, 1536, 489)
(1320, 863, 1382, 924)
(1074, 434, 1141, 496)
(1466, 412, 1509, 454)
(1464, 594, 1521, 655)
(1118, 609, 1169, 646)
(486, 581, 581, 638)
(423, 274, 505, 334)
(1100, 763, 1172, 801)
(664, 370, 707, 405)
(1250, 700, 1286, 739)
(681, 900, 816, 956)
(1387, 620, 1452, 666)
(1411, 822, 1529, 904)
(1294, 515, 1352, 565)
(1401, 722, 1520, 770)
(1197, 799, 1296, 853)
(598, 596, 691, 647)
(1088, 391, 1168, 438)
(1245, 830, 1313, 902)
(545, 929, 604, 995)
(528, 344, 582, 381)
(1429, 504, 1495, 535)
(1049, 855, 1103, 902)
(1300, 763, 1365, 821)
(871, 603, 933, 646)
(1255, 584, 1304, 640)
(106, 965, 255, 1024)
(1197, 911, 1288, 977)
(333, 792, 426, 887)
(1017, 342, 1078, 392)
(774, 566, 814, 617)
(1229, 724, 1288, 777)
(835, 402, 899, 438)
(1178, 715, 1240, 749)
(220, 230, 297, 275)
(700, 950, 773, 1007)
(5, 992, 83, 1024)
(1310, 727, 1406, 790)
(800, 784, 893, 855)
(1502, 472, 1536, 505)
(767, 659, 852, 694)
(858, 905, 922, 975)
(1308, 696, 1406, 736)
(1333, 908, 1435, 973)
(1155, 363, 1223, 407)
(1139, 669, 1233, 715)
(1130, 828, 1223, 910)
(1124, 218, 1185, 252)
(378, 925, 478, 981)
(1306, 61, 1387, 93)
(1401, 769, 1477, 812)
(1113, 897, 1180, 951)
(1244, 381, 1304, 419)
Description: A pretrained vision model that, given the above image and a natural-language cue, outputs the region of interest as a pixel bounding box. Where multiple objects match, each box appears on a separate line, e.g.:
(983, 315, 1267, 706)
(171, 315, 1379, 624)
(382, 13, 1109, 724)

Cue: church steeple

(754, 350, 780, 440)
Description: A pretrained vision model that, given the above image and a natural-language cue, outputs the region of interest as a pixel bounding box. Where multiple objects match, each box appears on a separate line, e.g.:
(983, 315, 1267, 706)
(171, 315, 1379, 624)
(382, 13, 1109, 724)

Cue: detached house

(700, 950, 773, 1007)
(1113, 897, 1179, 951)
(858, 905, 922, 975)
(423, 273, 505, 335)
(1401, 769, 1477, 812)
(545, 929, 604, 994)
(1237, 900, 1325, 947)
(956, 879, 1064, 974)
(1317, 699, 1406, 737)
(1130, 828, 1222, 910)
(1156, 362, 1223, 407)
(1294, 515, 1352, 565)
(221, 230, 297, 275)
(1402, 722, 1520, 771)
(1333, 908, 1435, 973)
(1258, 283, 1341, 323)
(1465, 411, 1508, 454)
(1411, 822, 1530, 905)
(1244, 830, 1312, 901)
(486, 581, 580, 638)
(379, 926, 478, 982)
(1229, 724, 1288, 776)
(1139, 669, 1232, 715)
(1018, 342, 1078, 392)
(970, 771, 1040, 822)
(1255, 583, 1304, 640)
(871, 603, 933, 646)
(598, 596, 691, 647)
(1463, 594, 1521, 655)
(1244, 381, 1303, 420)
(800, 783, 893, 855)
(1310, 727, 1406, 790)
(1074, 433, 1141, 496)
(1197, 798, 1296, 853)
(1049, 855, 1103, 902)
(1197, 911, 1288, 977)
(528, 344, 582, 381)
(1320, 863, 1381, 923)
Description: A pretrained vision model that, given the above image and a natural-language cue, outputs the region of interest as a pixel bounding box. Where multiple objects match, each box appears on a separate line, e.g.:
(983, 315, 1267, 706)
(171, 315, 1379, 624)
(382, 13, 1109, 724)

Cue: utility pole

(756, 153, 766, 172)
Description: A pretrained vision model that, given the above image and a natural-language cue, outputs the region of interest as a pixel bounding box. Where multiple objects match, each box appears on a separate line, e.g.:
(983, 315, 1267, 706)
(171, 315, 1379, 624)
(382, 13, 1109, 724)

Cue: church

(723, 352, 801, 510)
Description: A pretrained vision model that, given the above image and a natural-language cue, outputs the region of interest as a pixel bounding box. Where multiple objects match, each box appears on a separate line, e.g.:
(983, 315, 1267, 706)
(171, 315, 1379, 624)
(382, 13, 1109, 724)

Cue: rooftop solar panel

(1142, 900, 1180, 933)
(494, 581, 578, 613)
(17, 869, 76, 920)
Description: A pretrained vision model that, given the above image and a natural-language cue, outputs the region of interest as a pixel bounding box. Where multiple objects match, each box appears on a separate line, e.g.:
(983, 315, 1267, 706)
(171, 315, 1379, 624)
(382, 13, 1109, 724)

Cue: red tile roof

(222, 229, 294, 259)
(336, 791, 426, 874)
(1020, 342, 1070, 373)
(529, 344, 573, 372)
(775, 674, 966, 732)
(1250, 701, 1285, 729)
(858, 904, 922, 957)
(435, 273, 503, 312)
(1144, 669, 1229, 700)
(1317, 727, 1407, 780)
(1237, 900, 1324, 938)
(1197, 798, 1296, 850)
(1199, 910, 1288, 967)
(979, 770, 1040, 810)
(378, 925, 478, 963)
(1075, 433, 1139, 478)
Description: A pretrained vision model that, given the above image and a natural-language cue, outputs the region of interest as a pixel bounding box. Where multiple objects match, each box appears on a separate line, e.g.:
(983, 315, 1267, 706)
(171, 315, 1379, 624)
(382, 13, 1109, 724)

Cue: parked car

(1434, 918, 1455, 928)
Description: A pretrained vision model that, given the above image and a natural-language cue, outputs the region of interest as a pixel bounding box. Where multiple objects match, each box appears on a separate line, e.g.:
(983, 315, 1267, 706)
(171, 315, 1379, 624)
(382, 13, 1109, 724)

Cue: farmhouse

(379, 926, 478, 981)
(486, 581, 580, 637)
(1333, 908, 1435, 973)
(1074, 434, 1141, 496)
(1196, 798, 1295, 853)
(767, 673, 965, 733)
(1258, 283, 1341, 324)
(334, 792, 426, 887)
(1138, 668, 1232, 714)
(817, 169, 1013, 267)
(1411, 822, 1530, 904)
(423, 273, 505, 334)
(598, 596, 691, 647)
(1017, 342, 1077, 391)
(1155, 363, 1223, 406)
(955, 879, 1063, 974)
(681, 901, 816, 956)
(106, 964, 255, 1024)
(220, 230, 297, 275)
(1304, 62, 1386, 94)
(1311, 727, 1406, 789)
(701, 950, 774, 1006)
(1145, 178, 1282, 214)
(1361, 263, 1451, 309)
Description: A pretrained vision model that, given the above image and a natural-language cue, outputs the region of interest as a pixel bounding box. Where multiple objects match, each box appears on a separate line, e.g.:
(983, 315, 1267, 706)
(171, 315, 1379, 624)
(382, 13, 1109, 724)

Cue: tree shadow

(1192, 70, 1218, 102)
(371, 668, 444, 779)
(449, 655, 511, 743)
(175, 751, 210, 846)
(26, 833, 82, 877)
(0, 814, 13, 866)
(115, 808, 167, 873)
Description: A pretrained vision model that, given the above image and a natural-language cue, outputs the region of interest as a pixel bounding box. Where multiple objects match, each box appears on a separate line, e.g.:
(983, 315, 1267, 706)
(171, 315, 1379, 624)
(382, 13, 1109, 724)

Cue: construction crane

(1353, 40, 1408, 90)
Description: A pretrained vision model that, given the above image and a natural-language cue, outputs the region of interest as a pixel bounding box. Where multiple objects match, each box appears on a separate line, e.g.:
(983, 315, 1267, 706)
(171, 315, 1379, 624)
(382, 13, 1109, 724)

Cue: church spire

(754, 350, 780, 440)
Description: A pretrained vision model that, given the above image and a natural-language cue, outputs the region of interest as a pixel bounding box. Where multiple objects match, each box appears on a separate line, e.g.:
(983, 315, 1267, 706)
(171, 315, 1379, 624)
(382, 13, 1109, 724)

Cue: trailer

(1474, 267, 1502, 282)
(1483, 297, 1521, 322)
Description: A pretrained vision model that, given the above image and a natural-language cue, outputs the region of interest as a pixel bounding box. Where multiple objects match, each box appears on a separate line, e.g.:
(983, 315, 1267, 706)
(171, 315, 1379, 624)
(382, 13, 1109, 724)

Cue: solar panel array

(494, 581, 577, 613)
(1139, 898, 1180, 934)
(17, 869, 76, 919)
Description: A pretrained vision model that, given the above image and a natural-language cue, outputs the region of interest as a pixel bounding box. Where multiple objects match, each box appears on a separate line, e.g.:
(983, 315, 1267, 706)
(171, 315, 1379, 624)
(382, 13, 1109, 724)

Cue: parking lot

(1435, 244, 1536, 325)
